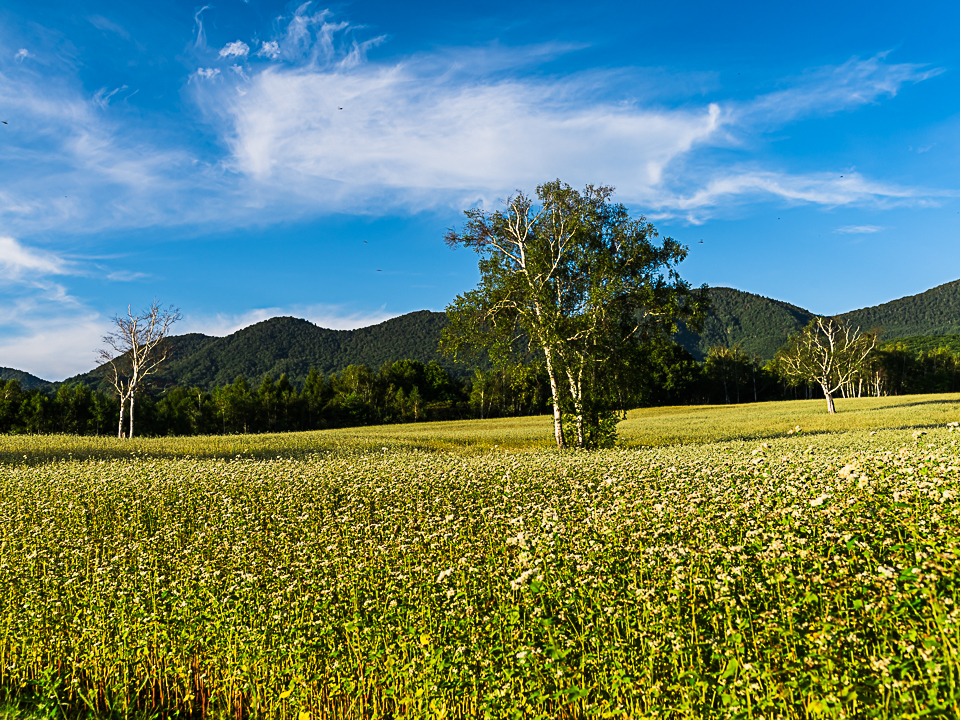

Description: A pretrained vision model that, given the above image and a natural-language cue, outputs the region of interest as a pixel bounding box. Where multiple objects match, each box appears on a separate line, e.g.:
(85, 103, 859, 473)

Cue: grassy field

(1, 395, 960, 718)
(2, 393, 959, 462)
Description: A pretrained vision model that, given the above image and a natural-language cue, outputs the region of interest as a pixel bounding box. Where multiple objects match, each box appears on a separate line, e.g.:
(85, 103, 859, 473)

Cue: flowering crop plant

(1, 422, 959, 718)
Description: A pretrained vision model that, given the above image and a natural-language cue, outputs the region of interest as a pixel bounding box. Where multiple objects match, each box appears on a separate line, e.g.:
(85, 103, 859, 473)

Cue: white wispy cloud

(92, 85, 127, 108)
(190, 13, 946, 220)
(193, 67, 220, 80)
(0, 236, 68, 280)
(0, 310, 105, 380)
(258, 41, 280, 60)
(217, 66, 723, 208)
(106, 270, 150, 282)
(0, 53, 223, 236)
(653, 171, 942, 223)
(88, 15, 130, 40)
(835, 224, 885, 234)
(15, 48, 30, 62)
(193, 6, 212, 50)
(736, 53, 943, 127)
(219, 41, 250, 59)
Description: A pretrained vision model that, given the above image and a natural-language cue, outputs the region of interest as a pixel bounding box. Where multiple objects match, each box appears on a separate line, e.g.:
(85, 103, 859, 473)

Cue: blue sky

(1, 0, 958, 379)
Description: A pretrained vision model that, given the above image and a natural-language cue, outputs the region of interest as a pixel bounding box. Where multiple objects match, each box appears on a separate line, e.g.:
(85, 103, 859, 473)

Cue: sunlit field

(2, 395, 960, 718)
(3, 393, 960, 463)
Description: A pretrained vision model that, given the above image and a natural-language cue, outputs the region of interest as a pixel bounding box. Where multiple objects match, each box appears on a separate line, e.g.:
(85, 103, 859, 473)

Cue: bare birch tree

(776, 317, 879, 414)
(98, 301, 181, 438)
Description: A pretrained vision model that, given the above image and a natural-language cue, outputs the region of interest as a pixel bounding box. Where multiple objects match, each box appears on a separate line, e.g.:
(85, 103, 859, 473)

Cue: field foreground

(1, 399, 960, 717)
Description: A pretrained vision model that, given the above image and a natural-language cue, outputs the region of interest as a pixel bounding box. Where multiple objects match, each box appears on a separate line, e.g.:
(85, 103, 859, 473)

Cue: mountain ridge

(7, 279, 960, 389)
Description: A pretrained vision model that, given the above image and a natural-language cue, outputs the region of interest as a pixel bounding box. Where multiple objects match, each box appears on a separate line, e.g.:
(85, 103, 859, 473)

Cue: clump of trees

(0, 360, 478, 437)
(442, 180, 707, 449)
(99, 301, 181, 438)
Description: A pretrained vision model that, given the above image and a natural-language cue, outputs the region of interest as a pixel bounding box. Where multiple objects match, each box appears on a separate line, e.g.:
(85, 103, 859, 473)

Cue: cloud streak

(735, 53, 943, 128)
(835, 224, 885, 234)
(0, 236, 68, 280)
(192, 16, 946, 220)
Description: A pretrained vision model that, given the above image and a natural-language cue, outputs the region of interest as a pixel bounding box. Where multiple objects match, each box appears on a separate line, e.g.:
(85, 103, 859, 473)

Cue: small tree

(98, 301, 181, 438)
(776, 317, 878, 414)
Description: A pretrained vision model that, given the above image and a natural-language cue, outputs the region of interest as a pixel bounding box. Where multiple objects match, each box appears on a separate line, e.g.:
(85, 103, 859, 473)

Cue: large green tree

(441, 180, 707, 448)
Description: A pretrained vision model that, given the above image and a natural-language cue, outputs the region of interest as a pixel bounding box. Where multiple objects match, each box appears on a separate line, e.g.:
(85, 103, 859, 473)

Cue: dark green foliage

(7, 280, 960, 438)
(62, 312, 464, 393)
(173, 311, 459, 387)
(443, 180, 708, 449)
(19, 278, 960, 399)
(880, 333, 960, 355)
(0, 367, 51, 391)
(872, 343, 960, 396)
(677, 280, 960, 362)
(840, 279, 960, 339)
(675, 287, 813, 361)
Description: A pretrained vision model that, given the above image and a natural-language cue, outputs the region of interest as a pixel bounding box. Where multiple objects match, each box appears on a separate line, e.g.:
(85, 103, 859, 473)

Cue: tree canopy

(441, 180, 708, 448)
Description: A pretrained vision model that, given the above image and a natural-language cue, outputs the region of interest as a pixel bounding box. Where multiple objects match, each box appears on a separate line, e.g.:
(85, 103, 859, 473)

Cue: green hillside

(840, 280, 960, 340)
(68, 311, 461, 391)
(0, 367, 51, 390)
(675, 280, 960, 361)
(675, 287, 814, 361)
(17, 278, 960, 392)
(880, 334, 960, 355)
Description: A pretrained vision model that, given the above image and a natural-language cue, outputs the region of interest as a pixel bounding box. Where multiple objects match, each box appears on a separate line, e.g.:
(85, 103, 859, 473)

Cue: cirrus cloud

(835, 224, 885, 234)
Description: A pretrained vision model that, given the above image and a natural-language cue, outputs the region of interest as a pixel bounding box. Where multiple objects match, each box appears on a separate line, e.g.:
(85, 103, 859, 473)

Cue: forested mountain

(840, 280, 960, 339)
(675, 280, 960, 361)
(0, 367, 51, 390)
(8, 279, 960, 391)
(675, 288, 814, 361)
(880, 334, 960, 354)
(66, 311, 460, 391)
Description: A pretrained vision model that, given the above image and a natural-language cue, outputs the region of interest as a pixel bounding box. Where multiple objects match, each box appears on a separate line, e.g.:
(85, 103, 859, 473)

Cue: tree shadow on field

(870, 399, 960, 410)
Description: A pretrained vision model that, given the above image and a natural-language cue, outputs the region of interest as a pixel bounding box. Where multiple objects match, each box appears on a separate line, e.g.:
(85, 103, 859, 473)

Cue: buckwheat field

(2, 398, 960, 719)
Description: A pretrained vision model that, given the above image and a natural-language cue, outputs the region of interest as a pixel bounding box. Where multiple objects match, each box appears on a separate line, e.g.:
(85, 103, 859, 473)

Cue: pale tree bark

(778, 317, 879, 414)
(475, 191, 572, 449)
(98, 301, 181, 439)
(441, 181, 705, 449)
(542, 347, 565, 449)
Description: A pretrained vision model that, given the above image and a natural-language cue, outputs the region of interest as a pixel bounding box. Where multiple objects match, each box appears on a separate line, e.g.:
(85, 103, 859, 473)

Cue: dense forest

(840, 279, 960, 339)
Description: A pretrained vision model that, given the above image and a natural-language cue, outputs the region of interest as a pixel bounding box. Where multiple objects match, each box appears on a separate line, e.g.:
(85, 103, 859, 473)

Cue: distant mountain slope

(840, 280, 960, 340)
(675, 287, 814, 361)
(880, 334, 960, 355)
(62, 332, 219, 390)
(0, 367, 51, 390)
(10, 279, 960, 392)
(164, 311, 456, 388)
(64, 311, 460, 390)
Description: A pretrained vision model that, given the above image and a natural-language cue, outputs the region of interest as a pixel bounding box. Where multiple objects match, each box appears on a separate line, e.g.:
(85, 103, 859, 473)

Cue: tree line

(3, 338, 959, 437)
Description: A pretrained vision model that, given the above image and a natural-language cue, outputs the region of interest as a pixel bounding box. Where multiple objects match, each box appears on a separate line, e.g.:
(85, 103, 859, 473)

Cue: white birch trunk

(543, 347, 565, 449)
(117, 396, 126, 438)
